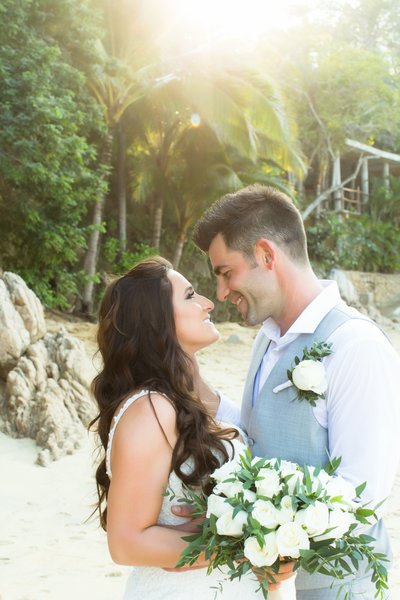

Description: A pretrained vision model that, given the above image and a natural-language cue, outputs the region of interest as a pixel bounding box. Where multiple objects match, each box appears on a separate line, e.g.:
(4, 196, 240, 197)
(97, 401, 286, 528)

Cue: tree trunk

(117, 122, 127, 253)
(172, 233, 186, 269)
(361, 158, 369, 207)
(316, 159, 327, 218)
(383, 161, 390, 191)
(151, 200, 163, 249)
(332, 151, 342, 216)
(81, 130, 114, 314)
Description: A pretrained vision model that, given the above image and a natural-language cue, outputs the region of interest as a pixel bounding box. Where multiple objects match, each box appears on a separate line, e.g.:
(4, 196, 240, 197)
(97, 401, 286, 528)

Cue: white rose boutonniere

(288, 341, 333, 406)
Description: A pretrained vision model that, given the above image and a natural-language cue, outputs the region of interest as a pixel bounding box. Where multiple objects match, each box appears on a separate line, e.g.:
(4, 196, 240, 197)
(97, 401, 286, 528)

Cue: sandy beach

(1, 318, 399, 599)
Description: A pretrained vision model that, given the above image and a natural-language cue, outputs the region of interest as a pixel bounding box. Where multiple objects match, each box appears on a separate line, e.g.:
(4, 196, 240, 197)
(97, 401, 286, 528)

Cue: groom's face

(208, 234, 275, 326)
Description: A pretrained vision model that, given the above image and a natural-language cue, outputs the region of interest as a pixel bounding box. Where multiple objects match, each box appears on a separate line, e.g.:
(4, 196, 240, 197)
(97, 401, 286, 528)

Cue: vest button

(247, 437, 255, 446)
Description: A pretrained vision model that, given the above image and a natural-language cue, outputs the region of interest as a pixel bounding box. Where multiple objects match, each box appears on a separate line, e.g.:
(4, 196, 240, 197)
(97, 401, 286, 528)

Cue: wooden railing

(317, 186, 363, 215)
(341, 186, 362, 214)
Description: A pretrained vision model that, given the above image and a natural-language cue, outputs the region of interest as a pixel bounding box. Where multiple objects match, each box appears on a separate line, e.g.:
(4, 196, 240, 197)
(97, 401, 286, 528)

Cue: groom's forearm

(325, 336, 399, 514)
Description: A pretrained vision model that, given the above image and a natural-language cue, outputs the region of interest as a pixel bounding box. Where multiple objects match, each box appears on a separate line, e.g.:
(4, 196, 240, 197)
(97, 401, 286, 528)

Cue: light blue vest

(240, 303, 392, 591)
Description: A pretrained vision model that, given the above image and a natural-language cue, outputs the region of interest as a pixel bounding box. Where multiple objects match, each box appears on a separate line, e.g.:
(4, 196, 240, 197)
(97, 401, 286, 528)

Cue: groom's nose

(216, 279, 230, 302)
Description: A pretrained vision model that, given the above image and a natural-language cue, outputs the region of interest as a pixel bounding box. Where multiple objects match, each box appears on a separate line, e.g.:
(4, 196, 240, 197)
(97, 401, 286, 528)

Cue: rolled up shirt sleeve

(321, 320, 400, 515)
(215, 391, 241, 427)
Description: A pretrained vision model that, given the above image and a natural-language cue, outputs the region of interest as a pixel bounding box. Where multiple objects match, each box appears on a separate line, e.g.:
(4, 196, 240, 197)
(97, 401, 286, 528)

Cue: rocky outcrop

(0, 272, 46, 378)
(0, 272, 96, 465)
(329, 269, 400, 326)
(329, 269, 359, 306)
(343, 271, 400, 321)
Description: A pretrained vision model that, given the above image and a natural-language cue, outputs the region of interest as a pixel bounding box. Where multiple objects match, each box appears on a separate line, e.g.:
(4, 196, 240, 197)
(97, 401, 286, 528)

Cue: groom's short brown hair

(193, 184, 308, 264)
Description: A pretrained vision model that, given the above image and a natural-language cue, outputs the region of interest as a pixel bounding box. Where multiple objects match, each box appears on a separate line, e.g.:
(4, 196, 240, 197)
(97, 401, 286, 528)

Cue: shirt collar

(261, 280, 343, 344)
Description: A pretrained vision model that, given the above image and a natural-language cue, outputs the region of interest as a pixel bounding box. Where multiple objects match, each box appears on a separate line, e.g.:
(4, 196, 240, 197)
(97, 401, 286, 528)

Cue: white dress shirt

(253, 280, 400, 513)
(216, 392, 241, 427)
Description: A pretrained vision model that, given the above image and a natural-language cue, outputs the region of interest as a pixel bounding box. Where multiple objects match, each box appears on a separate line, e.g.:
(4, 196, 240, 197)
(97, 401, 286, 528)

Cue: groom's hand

(162, 504, 206, 572)
(253, 560, 296, 591)
(170, 503, 205, 532)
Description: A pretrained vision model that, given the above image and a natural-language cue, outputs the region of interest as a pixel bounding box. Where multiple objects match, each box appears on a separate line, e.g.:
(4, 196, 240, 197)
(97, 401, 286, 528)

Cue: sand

(1, 318, 399, 599)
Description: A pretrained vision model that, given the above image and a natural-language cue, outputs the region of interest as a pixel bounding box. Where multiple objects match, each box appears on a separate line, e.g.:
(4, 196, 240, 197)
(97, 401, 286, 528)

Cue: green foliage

(307, 212, 400, 275)
(367, 177, 400, 224)
(306, 215, 340, 275)
(103, 237, 156, 274)
(336, 216, 400, 273)
(313, 46, 396, 149)
(0, 0, 105, 307)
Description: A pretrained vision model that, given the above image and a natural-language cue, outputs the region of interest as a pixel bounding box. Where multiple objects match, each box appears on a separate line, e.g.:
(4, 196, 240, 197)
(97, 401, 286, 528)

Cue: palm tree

(81, 52, 146, 312)
(131, 66, 304, 256)
(81, 0, 164, 311)
(168, 135, 299, 269)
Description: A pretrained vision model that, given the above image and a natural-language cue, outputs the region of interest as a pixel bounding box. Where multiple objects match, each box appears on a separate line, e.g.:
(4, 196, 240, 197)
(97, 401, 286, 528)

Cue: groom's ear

(254, 239, 276, 270)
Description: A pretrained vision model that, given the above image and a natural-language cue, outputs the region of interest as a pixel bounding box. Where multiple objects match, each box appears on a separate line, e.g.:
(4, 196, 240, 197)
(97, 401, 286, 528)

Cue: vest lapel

(241, 332, 271, 428)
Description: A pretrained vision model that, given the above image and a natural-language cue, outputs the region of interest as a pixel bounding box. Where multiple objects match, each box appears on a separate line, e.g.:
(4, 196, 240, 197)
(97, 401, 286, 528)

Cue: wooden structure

(306, 139, 400, 219)
(342, 139, 400, 211)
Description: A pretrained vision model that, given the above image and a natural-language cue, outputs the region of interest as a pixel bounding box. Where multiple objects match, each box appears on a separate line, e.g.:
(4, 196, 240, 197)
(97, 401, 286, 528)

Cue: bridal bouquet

(170, 449, 388, 599)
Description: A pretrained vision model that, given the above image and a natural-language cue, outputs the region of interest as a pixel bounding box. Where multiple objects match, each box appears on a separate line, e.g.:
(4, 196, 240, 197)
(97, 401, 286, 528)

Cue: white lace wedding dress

(106, 390, 296, 600)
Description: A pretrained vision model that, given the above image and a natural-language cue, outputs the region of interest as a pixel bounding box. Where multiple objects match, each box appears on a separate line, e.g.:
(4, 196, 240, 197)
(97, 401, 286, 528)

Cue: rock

(3, 272, 46, 343)
(329, 269, 359, 306)
(380, 293, 400, 321)
(2, 330, 96, 465)
(225, 334, 244, 344)
(342, 271, 400, 323)
(0, 273, 46, 379)
(0, 272, 97, 465)
(0, 280, 30, 378)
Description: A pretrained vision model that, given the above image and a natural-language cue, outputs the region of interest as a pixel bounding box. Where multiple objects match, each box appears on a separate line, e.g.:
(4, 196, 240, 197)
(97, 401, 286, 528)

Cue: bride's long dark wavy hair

(90, 256, 236, 530)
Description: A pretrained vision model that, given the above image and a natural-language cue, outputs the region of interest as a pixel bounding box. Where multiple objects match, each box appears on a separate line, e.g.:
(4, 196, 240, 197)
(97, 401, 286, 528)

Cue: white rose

(280, 460, 300, 476)
(214, 479, 245, 498)
(308, 468, 332, 497)
(314, 508, 357, 541)
(216, 510, 248, 537)
(212, 457, 241, 483)
(326, 476, 357, 508)
(255, 468, 282, 498)
(284, 470, 303, 495)
(315, 468, 331, 486)
(206, 494, 232, 518)
(294, 501, 330, 536)
(292, 359, 327, 395)
(252, 500, 280, 529)
(243, 489, 257, 503)
(244, 533, 279, 567)
(277, 495, 296, 525)
(276, 522, 310, 558)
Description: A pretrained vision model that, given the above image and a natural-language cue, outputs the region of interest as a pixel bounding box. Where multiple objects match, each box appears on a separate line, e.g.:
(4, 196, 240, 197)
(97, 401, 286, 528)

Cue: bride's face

(168, 270, 220, 355)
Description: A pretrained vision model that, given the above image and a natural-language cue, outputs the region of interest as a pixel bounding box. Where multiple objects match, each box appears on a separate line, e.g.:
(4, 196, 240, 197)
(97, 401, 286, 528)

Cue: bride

(90, 256, 295, 599)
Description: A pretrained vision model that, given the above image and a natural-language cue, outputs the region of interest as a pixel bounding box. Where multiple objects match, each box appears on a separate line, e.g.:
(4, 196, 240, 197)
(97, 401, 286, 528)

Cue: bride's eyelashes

(185, 289, 195, 300)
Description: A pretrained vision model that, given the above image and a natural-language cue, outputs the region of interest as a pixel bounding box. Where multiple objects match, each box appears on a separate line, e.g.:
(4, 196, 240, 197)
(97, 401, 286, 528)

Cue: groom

(191, 185, 399, 599)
